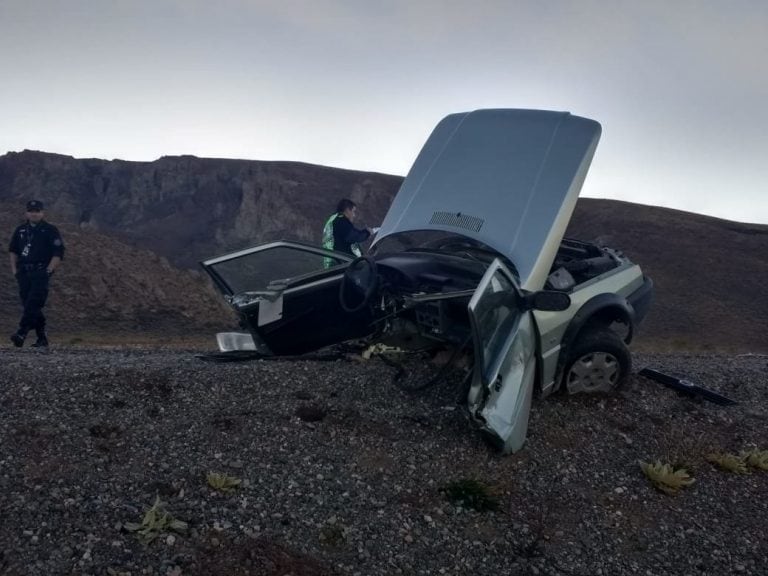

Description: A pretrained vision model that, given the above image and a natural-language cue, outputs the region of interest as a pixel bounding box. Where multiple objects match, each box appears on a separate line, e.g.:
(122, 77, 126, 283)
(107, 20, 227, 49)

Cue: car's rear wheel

(562, 328, 631, 394)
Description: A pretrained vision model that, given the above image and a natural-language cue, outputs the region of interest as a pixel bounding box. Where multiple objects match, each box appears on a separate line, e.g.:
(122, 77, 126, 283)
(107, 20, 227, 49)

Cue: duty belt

(19, 263, 47, 271)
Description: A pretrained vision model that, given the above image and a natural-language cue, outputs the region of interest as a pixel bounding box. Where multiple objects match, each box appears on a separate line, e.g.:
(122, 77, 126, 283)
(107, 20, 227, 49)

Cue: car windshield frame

(201, 241, 353, 297)
(371, 230, 521, 280)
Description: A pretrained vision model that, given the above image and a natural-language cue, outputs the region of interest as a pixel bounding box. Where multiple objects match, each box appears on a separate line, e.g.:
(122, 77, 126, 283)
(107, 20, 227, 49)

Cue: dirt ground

(1, 346, 766, 575)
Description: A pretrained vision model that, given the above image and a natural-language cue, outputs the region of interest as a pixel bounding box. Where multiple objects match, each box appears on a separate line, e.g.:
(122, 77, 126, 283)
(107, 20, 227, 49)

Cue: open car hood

(371, 109, 601, 290)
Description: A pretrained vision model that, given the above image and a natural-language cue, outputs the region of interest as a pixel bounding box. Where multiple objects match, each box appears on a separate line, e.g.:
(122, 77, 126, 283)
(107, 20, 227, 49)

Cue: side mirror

(526, 290, 571, 312)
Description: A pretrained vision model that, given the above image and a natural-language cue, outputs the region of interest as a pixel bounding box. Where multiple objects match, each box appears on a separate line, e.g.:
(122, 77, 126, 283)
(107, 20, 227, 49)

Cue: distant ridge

(0, 150, 402, 268)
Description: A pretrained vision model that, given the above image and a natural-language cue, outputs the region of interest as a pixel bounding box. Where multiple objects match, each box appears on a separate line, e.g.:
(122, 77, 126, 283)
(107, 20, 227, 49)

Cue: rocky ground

(0, 347, 766, 576)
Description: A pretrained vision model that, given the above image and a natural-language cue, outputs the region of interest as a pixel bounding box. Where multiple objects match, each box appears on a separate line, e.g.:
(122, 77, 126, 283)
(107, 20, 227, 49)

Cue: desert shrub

(639, 461, 695, 495)
(206, 472, 242, 492)
(742, 449, 768, 471)
(706, 452, 748, 474)
(442, 479, 499, 511)
(124, 496, 188, 543)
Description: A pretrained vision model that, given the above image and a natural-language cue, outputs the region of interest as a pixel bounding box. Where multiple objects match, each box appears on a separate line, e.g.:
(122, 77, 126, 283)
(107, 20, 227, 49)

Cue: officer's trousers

(16, 268, 49, 334)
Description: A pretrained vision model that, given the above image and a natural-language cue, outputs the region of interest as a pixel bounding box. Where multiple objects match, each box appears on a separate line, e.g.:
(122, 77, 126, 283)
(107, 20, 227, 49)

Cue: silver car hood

(371, 109, 601, 290)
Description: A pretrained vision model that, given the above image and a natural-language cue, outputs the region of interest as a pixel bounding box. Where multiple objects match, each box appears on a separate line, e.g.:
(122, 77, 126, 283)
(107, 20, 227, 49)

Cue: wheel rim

(566, 351, 620, 393)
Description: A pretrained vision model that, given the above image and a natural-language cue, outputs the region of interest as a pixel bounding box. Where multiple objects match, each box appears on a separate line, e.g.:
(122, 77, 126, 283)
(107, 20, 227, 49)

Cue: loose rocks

(0, 348, 766, 575)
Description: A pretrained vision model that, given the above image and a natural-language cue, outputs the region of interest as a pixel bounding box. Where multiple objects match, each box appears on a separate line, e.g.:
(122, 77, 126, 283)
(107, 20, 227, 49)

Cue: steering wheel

(339, 256, 379, 313)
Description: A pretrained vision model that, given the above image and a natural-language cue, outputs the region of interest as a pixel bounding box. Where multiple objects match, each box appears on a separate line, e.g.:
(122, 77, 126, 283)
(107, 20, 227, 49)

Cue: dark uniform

(332, 215, 371, 256)
(8, 204, 65, 347)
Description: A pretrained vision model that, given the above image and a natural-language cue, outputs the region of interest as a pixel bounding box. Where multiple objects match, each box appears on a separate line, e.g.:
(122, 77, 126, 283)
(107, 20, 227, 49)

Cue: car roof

(371, 109, 601, 290)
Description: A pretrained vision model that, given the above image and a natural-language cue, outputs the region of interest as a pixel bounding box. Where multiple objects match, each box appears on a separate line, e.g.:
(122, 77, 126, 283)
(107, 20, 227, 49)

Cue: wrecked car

(202, 109, 654, 452)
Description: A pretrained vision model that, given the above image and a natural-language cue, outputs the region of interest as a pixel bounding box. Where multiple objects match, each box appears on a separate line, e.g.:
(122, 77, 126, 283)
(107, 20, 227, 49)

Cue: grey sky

(1, 0, 766, 223)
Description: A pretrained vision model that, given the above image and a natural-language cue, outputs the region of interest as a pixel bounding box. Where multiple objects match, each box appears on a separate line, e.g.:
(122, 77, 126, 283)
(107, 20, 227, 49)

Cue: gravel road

(1, 347, 766, 575)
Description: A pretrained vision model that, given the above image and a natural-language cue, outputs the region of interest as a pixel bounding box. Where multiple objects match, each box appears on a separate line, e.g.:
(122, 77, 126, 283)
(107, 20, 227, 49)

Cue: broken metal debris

(638, 368, 737, 406)
(195, 350, 346, 363)
(360, 343, 405, 360)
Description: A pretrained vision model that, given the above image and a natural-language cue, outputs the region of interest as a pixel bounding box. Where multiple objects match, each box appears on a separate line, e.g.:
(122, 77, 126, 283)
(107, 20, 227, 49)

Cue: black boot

(31, 331, 49, 348)
(10, 330, 27, 348)
(11, 330, 27, 348)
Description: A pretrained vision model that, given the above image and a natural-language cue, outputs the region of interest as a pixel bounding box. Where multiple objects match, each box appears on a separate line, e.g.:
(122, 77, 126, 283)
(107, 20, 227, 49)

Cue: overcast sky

(1, 0, 766, 224)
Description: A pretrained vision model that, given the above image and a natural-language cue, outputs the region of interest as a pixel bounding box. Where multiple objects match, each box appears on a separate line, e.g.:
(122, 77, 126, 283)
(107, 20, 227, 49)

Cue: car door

(467, 258, 537, 453)
(201, 241, 374, 355)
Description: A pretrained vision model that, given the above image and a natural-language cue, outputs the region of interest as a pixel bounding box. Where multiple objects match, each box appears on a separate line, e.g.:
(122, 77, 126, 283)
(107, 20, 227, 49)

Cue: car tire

(562, 328, 631, 394)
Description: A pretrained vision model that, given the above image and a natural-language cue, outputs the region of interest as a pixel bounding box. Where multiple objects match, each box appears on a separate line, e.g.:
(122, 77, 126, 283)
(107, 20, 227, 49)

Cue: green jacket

(322, 213, 362, 268)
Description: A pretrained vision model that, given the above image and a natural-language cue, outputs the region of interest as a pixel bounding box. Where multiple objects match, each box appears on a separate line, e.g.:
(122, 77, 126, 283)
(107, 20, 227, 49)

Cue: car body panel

(533, 263, 645, 395)
(478, 314, 537, 453)
(201, 242, 372, 355)
(372, 109, 601, 290)
(466, 259, 536, 452)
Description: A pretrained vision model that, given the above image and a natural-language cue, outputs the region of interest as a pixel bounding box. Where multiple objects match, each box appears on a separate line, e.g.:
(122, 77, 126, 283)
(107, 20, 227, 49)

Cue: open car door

(201, 241, 374, 355)
(467, 259, 537, 453)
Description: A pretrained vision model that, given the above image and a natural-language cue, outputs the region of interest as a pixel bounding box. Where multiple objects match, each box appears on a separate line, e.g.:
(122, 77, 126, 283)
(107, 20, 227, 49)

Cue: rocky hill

(0, 201, 234, 342)
(1, 150, 766, 352)
(0, 150, 401, 269)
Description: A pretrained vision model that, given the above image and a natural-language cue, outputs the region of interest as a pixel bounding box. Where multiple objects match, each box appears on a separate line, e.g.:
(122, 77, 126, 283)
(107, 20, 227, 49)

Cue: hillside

(567, 199, 768, 352)
(0, 201, 234, 342)
(0, 150, 401, 269)
(1, 151, 766, 352)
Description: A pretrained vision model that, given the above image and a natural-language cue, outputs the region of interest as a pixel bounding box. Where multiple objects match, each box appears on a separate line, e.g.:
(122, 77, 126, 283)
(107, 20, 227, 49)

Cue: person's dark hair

(336, 198, 356, 214)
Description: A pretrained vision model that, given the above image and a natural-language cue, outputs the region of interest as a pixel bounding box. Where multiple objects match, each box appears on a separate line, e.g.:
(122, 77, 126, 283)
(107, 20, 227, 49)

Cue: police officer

(8, 200, 65, 348)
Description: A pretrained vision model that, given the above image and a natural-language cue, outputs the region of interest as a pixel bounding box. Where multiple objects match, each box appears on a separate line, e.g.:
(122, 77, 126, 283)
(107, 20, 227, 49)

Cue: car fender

(554, 293, 636, 392)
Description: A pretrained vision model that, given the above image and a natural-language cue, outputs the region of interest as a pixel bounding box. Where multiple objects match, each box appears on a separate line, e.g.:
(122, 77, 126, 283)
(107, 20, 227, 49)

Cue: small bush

(742, 449, 768, 471)
(639, 461, 695, 495)
(442, 479, 499, 511)
(706, 452, 749, 474)
(124, 496, 188, 543)
(206, 472, 242, 492)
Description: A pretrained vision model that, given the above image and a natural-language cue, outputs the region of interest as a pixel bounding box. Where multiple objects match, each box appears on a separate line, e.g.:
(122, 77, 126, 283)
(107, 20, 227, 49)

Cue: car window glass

(473, 269, 521, 378)
(210, 247, 347, 295)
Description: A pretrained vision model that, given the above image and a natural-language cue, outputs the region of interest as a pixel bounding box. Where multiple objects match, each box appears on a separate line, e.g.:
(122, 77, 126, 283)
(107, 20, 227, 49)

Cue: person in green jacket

(322, 199, 374, 267)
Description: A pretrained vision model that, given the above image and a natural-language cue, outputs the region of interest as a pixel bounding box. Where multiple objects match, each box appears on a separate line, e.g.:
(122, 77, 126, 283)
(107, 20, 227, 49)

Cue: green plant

(706, 452, 748, 474)
(206, 471, 242, 492)
(124, 496, 188, 543)
(639, 461, 695, 495)
(318, 523, 345, 546)
(442, 479, 499, 511)
(742, 449, 768, 471)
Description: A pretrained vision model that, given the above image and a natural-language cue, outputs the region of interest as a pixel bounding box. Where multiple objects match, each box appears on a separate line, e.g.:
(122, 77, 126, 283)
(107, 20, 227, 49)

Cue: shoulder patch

(54, 239, 62, 246)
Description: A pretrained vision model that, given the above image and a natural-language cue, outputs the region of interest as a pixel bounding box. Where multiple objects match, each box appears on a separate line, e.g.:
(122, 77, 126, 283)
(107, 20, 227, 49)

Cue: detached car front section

(202, 109, 654, 453)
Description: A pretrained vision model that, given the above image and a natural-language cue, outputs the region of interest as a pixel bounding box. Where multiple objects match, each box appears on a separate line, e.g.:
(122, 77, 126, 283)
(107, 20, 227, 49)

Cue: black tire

(562, 328, 631, 394)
